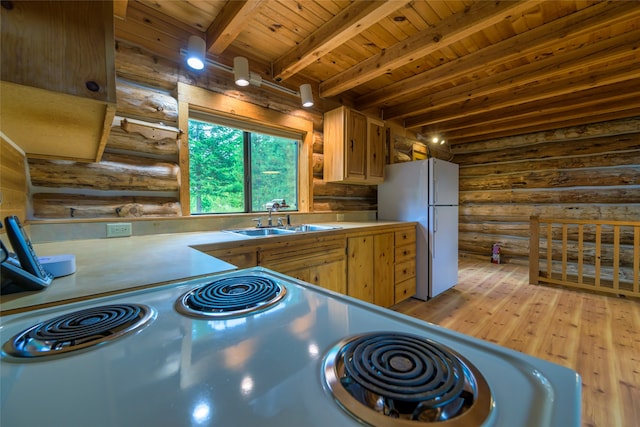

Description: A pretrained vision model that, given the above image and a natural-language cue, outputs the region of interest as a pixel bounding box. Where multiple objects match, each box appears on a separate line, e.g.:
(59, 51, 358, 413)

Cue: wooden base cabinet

(260, 244, 346, 295)
(347, 232, 395, 307)
(202, 224, 416, 307)
(203, 235, 347, 294)
(205, 246, 258, 269)
(394, 228, 417, 303)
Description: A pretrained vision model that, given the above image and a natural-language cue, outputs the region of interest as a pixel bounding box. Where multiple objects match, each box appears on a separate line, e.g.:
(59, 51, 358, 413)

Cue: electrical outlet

(336, 213, 345, 221)
(106, 223, 132, 238)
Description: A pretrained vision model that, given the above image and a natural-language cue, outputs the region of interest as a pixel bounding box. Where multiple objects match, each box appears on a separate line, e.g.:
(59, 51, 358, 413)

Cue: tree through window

(188, 118, 298, 214)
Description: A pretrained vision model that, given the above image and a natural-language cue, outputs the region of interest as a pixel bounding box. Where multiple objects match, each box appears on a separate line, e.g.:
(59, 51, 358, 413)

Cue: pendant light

(186, 36, 206, 70)
(233, 57, 250, 87)
(300, 83, 314, 107)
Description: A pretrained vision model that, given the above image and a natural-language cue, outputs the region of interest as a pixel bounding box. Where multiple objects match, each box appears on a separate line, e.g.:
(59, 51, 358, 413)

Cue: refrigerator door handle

(432, 238, 435, 258)
(432, 213, 436, 258)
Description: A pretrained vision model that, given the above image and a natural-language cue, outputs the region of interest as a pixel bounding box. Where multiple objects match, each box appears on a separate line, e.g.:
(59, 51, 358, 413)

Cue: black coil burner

(2, 304, 154, 359)
(322, 332, 493, 426)
(175, 275, 286, 318)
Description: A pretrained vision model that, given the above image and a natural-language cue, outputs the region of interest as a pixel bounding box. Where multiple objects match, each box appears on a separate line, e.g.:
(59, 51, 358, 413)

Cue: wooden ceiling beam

(422, 83, 640, 143)
(271, 1, 407, 82)
(319, 0, 543, 98)
(448, 106, 640, 145)
(205, 0, 267, 55)
(435, 87, 640, 137)
(404, 58, 640, 129)
(357, 1, 640, 111)
(384, 28, 640, 121)
(434, 93, 640, 138)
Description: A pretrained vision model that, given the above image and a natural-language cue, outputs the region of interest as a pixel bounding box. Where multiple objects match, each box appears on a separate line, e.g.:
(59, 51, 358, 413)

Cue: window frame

(177, 82, 313, 216)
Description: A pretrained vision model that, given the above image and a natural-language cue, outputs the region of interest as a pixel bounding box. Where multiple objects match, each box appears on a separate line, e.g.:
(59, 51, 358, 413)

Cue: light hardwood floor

(391, 258, 640, 427)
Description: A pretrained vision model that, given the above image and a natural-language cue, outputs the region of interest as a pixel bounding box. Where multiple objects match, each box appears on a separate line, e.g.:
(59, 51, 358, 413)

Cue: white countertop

(0, 221, 412, 315)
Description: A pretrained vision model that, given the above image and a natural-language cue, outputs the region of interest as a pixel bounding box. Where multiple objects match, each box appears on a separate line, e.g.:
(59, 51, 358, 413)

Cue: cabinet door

(1, 1, 115, 101)
(309, 258, 346, 295)
(345, 110, 367, 181)
(374, 233, 394, 307)
(367, 119, 386, 183)
(347, 235, 374, 303)
(278, 266, 312, 283)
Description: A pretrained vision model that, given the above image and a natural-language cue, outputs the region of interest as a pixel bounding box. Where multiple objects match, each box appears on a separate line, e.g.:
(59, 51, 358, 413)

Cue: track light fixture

(186, 36, 206, 70)
(300, 84, 314, 108)
(181, 44, 315, 105)
(233, 57, 250, 87)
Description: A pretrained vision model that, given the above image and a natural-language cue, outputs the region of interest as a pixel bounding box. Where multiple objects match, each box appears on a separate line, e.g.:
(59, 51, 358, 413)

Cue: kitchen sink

(224, 228, 296, 237)
(224, 224, 341, 237)
(284, 224, 341, 232)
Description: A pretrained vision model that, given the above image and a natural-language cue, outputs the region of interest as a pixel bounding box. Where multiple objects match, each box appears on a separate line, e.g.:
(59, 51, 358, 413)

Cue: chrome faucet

(265, 199, 288, 227)
(253, 199, 289, 228)
(267, 204, 279, 227)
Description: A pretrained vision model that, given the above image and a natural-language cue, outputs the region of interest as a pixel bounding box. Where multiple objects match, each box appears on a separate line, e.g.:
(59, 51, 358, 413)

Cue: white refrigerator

(378, 158, 459, 300)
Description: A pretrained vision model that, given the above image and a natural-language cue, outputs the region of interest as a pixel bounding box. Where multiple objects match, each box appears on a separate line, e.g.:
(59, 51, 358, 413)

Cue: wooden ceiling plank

(418, 81, 640, 144)
(206, 0, 267, 55)
(432, 84, 640, 137)
(385, 28, 640, 120)
(449, 106, 640, 145)
(405, 59, 640, 129)
(357, 1, 639, 110)
(319, 0, 544, 98)
(272, 1, 408, 82)
(137, 0, 217, 31)
(450, 116, 640, 153)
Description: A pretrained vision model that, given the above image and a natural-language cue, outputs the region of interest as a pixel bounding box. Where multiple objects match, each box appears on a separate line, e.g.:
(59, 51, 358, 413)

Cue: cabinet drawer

(395, 277, 416, 303)
(395, 244, 416, 264)
(395, 260, 416, 283)
(395, 229, 416, 246)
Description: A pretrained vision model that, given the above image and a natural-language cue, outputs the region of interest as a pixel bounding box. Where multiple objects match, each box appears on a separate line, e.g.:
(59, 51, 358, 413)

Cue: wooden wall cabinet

(323, 106, 385, 184)
(1, 0, 117, 162)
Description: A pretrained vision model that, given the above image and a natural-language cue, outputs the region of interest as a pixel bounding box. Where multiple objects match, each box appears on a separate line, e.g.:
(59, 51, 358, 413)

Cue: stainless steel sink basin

(224, 227, 296, 237)
(285, 224, 341, 232)
(224, 224, 341, 237)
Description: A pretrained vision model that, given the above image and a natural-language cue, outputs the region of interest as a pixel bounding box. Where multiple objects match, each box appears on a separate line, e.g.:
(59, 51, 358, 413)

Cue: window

(188, 117, 299, 214)
(177, 82, 312, 216)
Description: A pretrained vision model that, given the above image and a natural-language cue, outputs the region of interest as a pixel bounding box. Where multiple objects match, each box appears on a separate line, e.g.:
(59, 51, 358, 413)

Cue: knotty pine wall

(28, 40, 376, 219)
(450, 117, 640, 266)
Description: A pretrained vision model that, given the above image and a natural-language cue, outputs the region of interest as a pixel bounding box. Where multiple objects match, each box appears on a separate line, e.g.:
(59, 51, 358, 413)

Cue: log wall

(28, 40, 377, 219)
(451, 117, 640, 265)
(19, 39, 639, 273)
